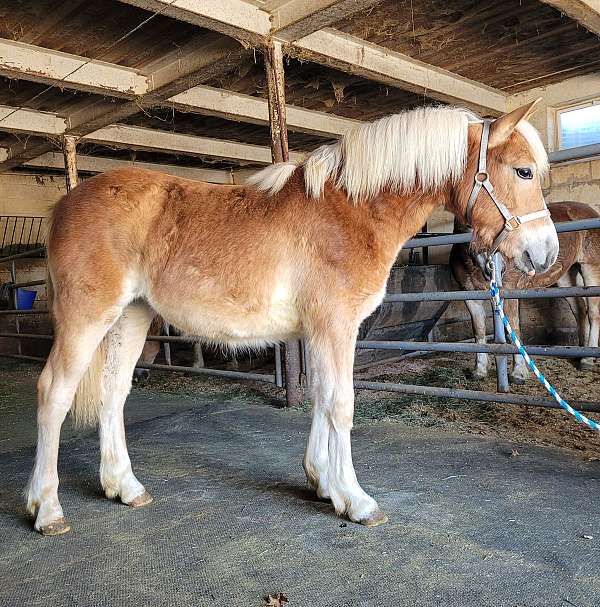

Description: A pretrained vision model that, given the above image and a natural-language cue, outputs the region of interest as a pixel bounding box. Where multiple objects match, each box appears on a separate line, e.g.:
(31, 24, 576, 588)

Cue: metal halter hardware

(465, 118, 550, 256)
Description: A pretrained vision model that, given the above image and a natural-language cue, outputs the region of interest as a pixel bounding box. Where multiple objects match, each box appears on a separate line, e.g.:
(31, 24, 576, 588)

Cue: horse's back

(46, 168, 232, 311)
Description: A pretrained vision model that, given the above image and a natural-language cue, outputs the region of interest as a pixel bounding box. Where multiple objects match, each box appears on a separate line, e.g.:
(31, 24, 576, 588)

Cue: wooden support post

(264, 40, 304, 407)
(62, 135, 78, 191)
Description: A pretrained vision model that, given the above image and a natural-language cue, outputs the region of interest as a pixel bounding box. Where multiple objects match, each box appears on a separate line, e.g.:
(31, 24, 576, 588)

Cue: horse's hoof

(128, 491, 153, 508)
(38, 517, 71, 536)
(470, 370, 487, 380)
(510, 375, 526, 386)
(358, 509, 389, 528)
(578, 360, 595, 371)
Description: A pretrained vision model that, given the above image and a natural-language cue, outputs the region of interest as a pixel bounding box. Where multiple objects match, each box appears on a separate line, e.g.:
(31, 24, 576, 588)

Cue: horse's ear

(488, 98, 542, 148)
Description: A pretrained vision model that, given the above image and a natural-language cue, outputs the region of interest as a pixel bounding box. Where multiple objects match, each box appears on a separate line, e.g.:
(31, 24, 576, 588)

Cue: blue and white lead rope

(489, 273, 600, 433)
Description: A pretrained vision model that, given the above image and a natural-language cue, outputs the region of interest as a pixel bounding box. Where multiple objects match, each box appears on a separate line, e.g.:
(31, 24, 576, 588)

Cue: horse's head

(454, 99, 558, 276)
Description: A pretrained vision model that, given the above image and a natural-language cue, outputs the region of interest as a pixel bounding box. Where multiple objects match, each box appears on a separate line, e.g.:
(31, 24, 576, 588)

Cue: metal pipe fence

(1, 215, 600, 410)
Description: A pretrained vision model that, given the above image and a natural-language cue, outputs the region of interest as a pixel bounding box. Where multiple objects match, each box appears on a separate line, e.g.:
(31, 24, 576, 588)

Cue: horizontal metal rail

(548, 143, 600, 164)
(1, 353, 46, 363)
(0, 333, 52, 340)
(0, 352, 275, 384)
(0, 247, 45, 263)
(354, 380, 600, 413)
(5, 331, 595, 360)
(0, 309, 48, 315)
(115, 361, 275, 383)
(384, 285, 600, 303)
(1, 284, 597, 320)
(356, 340, 600, 358)
(403, 217, 600, 249)
(10, 279, 46, 289)
(3, 351, 598, 413)
(2, 332, 598, 359)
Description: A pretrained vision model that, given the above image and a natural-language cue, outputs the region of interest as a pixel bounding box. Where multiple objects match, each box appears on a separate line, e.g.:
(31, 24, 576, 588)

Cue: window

(557, 101, 600, 150)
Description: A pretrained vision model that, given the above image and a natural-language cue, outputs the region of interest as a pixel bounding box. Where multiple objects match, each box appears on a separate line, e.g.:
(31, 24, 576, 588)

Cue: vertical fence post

(493, 252, 510, 393)
(62, 135, 78, 192)
(264, 40, 304, 407)
(10, 261, 21, 355)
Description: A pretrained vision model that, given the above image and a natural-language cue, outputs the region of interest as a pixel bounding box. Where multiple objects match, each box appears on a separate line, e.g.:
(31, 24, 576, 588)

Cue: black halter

(465, 118, 550, 256)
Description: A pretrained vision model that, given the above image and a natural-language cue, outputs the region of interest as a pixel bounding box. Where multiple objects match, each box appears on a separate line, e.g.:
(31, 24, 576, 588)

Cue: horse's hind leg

(27, 320, 114, 535)
(557, 268, 589, 368)
(579, 263, 600, 370)
(99, 303, 154, 506)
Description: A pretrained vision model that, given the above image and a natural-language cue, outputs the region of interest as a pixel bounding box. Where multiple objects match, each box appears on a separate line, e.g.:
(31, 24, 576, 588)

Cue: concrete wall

(0, 172, 66, 217)
(545, 158, 600, 209)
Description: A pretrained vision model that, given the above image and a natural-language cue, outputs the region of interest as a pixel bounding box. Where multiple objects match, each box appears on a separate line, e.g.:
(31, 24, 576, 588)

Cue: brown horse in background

(134, 317, 205, 382)
(451, 201, 600, 383)
(27, 101, 558, 535)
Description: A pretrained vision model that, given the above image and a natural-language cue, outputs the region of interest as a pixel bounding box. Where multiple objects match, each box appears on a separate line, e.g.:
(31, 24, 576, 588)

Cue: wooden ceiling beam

(23, 152, 234, 183)
(270, 0, 385, 42)
(0, 39, 149, 97)
(0, 105, 304, 165)
(0, 34, 247, 172)
(165, 84, 360, 137)
(539, 1, 600, 37)
(290, 29, 508, 115)
(83, 124, 305, 164)
(115, 0, 271, 44)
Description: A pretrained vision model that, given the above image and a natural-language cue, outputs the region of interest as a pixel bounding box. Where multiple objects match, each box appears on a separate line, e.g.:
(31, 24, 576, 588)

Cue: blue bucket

(16, 288, 36, 310)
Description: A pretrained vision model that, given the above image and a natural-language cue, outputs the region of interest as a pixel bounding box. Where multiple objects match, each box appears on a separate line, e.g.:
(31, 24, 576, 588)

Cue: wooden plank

(539, 1, 600, 36)
(116, 0, 271, 43)
(292, 28, 508, 114)
(166, 84, 359, 137)
(263, 39, 304, 406)
(0, 39, 148, 97)
(0, 105, 66, 135)
(0, 105, 304, 165)
(24, 152, 234, 183)
(62, 136, 78, 191)
(83, 124, 304, 164)
(271, 0, 385, 41)
(0, 36, 247, 172)
(265, 41, 290, 163)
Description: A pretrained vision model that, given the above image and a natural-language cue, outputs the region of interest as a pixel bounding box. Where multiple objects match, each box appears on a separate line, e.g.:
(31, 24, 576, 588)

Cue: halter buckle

(505, 216, 521, 231)
(474, 171, 489, 184)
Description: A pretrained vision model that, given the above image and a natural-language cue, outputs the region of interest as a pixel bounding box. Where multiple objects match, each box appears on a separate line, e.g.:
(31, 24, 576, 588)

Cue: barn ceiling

(0, 0, 598, 176)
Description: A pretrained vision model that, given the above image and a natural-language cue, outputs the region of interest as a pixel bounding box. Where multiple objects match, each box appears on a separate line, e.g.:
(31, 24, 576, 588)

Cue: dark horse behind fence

(27, 100, 558, 535)
(451, 201, 600, 383)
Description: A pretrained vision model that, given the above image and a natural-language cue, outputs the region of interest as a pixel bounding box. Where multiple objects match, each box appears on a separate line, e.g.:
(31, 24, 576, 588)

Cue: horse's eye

(515, 167, 533, 180)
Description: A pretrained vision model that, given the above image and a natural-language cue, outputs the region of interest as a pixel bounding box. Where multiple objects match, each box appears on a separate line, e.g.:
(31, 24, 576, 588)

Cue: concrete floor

(1, 365, 600, 606)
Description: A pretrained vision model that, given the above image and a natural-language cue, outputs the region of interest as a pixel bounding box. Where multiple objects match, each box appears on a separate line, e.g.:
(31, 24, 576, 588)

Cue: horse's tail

(71, 335, 108, 428)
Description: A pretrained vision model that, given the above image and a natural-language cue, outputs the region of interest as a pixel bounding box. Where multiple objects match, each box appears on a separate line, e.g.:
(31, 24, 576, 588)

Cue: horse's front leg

(465, 299, 489, 379)
(304, 326, 387, 527)
(502, 299, 528, 384)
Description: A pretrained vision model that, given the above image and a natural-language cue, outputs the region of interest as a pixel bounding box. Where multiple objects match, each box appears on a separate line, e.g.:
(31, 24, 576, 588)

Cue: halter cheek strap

(465, 118, 550, 256)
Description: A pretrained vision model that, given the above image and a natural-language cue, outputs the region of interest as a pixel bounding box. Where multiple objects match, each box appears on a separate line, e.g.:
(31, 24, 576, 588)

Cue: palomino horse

(451, 201, 600, 383)
(27, 100, 558, 535)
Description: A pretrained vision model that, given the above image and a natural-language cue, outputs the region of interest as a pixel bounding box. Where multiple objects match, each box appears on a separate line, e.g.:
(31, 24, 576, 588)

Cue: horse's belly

(155, 291, 300, 345)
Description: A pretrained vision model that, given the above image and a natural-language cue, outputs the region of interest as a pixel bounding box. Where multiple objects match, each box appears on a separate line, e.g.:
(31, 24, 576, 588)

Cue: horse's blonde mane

(247, 106, 548, 200)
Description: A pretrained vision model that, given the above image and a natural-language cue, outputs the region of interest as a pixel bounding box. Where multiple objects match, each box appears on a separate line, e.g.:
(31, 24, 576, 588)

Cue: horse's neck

(372, 189, 445, 256)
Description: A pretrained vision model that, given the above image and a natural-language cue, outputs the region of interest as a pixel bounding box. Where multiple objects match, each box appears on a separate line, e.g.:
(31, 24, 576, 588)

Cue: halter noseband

(465, 118, 550, 256)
